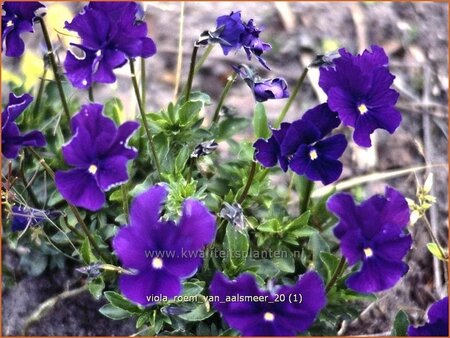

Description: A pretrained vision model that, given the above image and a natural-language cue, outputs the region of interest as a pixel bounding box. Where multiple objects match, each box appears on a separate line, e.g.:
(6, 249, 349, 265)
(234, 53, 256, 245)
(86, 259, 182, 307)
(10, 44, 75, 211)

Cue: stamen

(364, 247, 373, 257)
(264, 312, 275, 322)
(6, 20, 14, 27)
(152, 257, 163, 269)
(358, 104, 368, 114)
(309, 149, 318, 160)
(88, 164, 98, 175)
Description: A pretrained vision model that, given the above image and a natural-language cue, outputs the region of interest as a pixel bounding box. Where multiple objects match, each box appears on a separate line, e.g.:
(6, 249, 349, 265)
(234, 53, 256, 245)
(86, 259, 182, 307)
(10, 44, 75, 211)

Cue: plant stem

(140, 58, 146, 106)
(237, 161, 257, 204)
(300, 179, 314, 214)
(173, 1, 185, 100)
(36, 16, 71, 121)
(211, 73, 237, 126)
(186, 158, 195, 182)
(32, 66, 48, 116)
(325, 256, 346, 293)
(122, 184, 129, 221)
(88, 86, 94, 102)
(129, 58, 162, 178)
(19, 154, 40, 208)
(274, 67, 309, 128)
(27, 147, 109, 262)
(423, 215, 448, 259)
(194, 44, 214, 75)
(184, 45, 199, 103)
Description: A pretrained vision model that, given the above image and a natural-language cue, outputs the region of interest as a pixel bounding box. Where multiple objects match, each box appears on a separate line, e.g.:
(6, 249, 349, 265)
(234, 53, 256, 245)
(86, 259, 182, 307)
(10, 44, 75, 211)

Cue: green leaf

(103, 98, 124, 125)
(88, 277, 105, 300)
(174, 146, 191, 174)
(392, 310, 409, 336)
(99, 304, 132, 320)
(104, 291, 142, 314)
(179, 101, 203, 125)
(217, 117, 249, 140)
(285, 211, 311, 231)
(252, 103, 270, 139)
(80, 238, 96, 264)
(223, 224, 249, 274)
(272, 245, 295, 273)
(178, 302, 215, 322)
(290, 225, 317, 238)
(257, 219, 280, 233)
(319, 252, 340, 282)
(182, 281, 205, 297)
(426, 243, 448, 261)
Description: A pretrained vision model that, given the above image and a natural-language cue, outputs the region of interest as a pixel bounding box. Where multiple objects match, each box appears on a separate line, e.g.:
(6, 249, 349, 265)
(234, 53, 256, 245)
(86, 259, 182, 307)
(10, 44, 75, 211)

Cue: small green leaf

(88, 277, 105, 300)
(104, 291, 142, 314)
(178, 302, 215, 322)
(290, 225, 317, 238)
(272, 245, 295, 273)
(99, 304, 132, 320)
(392, 310, 409, 336)
(182, 281, 205, 297)
(257, 219, 280, 233)
(224, 224, 249, 274)
(426, 243, 448, 261)
(285, 211, 311, 231)
(80, 238, 96, 264)
(253, 103, 270, 139)
(319, 252, 340, 282)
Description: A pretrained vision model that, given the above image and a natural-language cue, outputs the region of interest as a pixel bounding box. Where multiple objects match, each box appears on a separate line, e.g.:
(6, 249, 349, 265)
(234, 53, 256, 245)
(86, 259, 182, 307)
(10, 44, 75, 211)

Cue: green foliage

(392, 310, 409, 336)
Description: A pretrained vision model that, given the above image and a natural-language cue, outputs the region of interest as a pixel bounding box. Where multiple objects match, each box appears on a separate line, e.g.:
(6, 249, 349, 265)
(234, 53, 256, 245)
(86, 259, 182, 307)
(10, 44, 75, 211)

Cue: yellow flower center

(364, 247, 373, 258)
(6, 20, 14, 27)
(309, 149, 318, 160)
(263, 312, 275, 322)
(358, 104, 368, 114)
(152, 257, 164, 269)
(88, 164, 98, 175)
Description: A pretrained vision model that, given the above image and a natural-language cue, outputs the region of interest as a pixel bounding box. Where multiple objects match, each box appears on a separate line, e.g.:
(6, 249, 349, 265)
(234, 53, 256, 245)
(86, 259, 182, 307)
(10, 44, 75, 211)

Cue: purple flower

(327, 186, 412, 293)
(253, 78, 289, 102)
(215, 11, 245, 55)
(241, 19, 272, 70)
(2, 93, 46, 159)
(408, 297, 448, 336)
(319, 45, 401, 147)
(64, 2, 156, 88)
(1, 1, 44, 57)
(210, 271, 326, 336)
(113, 185, 216, 306)
(55, 103, 139, 211)
(254, 122, 290, 171)
(10, 205, 59, 232)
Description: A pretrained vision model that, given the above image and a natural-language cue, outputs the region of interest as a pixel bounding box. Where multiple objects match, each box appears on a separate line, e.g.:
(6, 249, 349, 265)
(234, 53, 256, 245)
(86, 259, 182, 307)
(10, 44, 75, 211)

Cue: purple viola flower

(282, 103, 346, 185)
(408, 297, 448, 336)
(215, 11, 245, 55)
(241, 19, 272, 70)
(64, 2, 156, 88)
(254, 122, 290, 171)
(253, 78, 289, 102)
(319, 45, 401, 147)
(55, 103, 139, 211)
(2, 93, 46, 159)
(113, 185, 216, 306)
(1, 1, 44, 57)
(210, 271, 326, 336)
(327, 186, 412, 293)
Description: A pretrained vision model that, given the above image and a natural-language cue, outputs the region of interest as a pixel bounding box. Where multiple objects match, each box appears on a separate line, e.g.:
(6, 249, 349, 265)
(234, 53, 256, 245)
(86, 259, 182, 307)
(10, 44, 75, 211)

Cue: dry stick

(36, 16, 71, 121)
(173, 1, 185, 100)
(27, 147, 109, 262)
(129, 59, 162, 178)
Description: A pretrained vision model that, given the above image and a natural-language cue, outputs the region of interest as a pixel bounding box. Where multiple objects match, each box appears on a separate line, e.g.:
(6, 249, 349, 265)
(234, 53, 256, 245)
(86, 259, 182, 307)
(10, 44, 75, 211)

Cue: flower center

(358, 104, 368, 114)
(309, 149, 318, 160)
(152, 257, 163, 269)
(364, 247, 373, 257)
(6, 20, 14, 27)
(88, 164, 98, 175)
(263, 312, 275, 322)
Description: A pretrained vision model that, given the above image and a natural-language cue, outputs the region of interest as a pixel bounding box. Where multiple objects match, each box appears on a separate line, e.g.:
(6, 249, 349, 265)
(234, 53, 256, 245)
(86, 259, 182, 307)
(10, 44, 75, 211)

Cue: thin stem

(237, 161, 257, 205)
(300, 179, 314, 214)
(423, 215, 448, 259)
(284, 171, 295, 206)
(173, 2, 185, 100)
(88, 86, 94, 102)
(184, 45, 199, 103)
(129, 59, 162, 178)
(27, 147, 109, 262)
(186, 158, 195, 182)
(19, 154, 40, 208)
(36, 16, 71, 121)
(194, 44, 214, 75)
(140, 58, 146, 106)
(211, 73, 237, 126)
(325, 256, 346, 293)
(274, 67, 309, 128)
(31, 67, 48, 116)
(122, 184, 129, 221)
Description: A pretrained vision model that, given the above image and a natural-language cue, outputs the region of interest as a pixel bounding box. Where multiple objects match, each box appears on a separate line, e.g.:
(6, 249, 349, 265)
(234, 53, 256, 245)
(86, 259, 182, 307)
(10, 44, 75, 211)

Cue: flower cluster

(113, 185, 216, 306)
(210, 271, 326, 336)
(2, 93, 46, 159)
(1, 1, 44, 57)
(319, 45, 401, 147)
(327, 186, 412, 293)
(254, 103, 347, 185)
(64, 2, 156, 88)
(215, 11, 271, 69)
(408, 296, 448, 336)
(55, 103, 139, 211)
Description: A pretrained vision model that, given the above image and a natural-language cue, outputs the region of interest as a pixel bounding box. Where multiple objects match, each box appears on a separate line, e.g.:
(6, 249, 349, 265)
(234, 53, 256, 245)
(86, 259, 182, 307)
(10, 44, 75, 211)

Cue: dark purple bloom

(327, 186, 412, 293)
(10, 205, 59, 232)
(55, 103, 139, 211)
(254, 122, 290, 171)
(253, 78, 289, 102)
(210, 271, 326, 336)
(241, 19, 272, 70)
(408, 297, 448, 336)
(1, 1, 44, 57)
(113, 185, 216, 306)
(216, 11, 245, 55)
(2, 93, 46, 159)
(64, 2, 156, 88)
(319, 45, 401, 147)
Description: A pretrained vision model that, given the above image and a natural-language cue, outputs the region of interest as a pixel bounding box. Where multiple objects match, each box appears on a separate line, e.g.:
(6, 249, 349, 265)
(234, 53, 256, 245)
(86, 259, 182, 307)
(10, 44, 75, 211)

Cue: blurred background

(2, 1, 448, 335)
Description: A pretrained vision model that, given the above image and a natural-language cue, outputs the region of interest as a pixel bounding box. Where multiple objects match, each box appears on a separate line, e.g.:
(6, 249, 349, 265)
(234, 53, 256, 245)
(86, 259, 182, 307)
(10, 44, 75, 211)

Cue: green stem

(325, 256, 346, 293)
(184, 45, 199, 103)
(193, 44, 214, 75)
(423, 215, 448, 260)
(300, 179, 314, 214)
(186, 158, 195, 182)
(36, 16, 71, 121)
(237, 161, 257, 205)
(88, 86, 94, 102)
(31, 67, 48, 116)
(211, 73, 237, 126)
(122, 184, 129, 221)
(27, 147, 109, 262)
(129, 59, 162, 178)
(19, 154, 40, 208)
(141, 58, 146, 106)
(274, 67, 309, 128)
